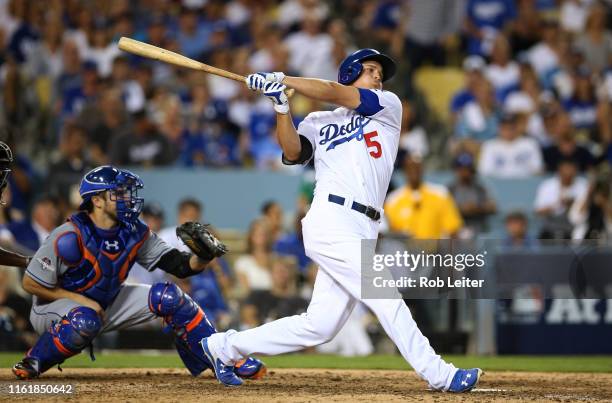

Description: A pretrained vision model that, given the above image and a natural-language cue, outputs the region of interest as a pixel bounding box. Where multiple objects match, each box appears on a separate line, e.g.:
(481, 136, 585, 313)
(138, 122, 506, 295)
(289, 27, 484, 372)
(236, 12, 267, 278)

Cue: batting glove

(245, 73, 267, 91)
(263, 81, 289, 114)
(258, 71, 285, 83)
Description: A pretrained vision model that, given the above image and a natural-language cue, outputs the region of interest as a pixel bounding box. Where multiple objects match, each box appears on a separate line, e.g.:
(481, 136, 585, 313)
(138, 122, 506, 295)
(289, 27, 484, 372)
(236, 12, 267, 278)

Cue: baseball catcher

(12, 165, 265, 380)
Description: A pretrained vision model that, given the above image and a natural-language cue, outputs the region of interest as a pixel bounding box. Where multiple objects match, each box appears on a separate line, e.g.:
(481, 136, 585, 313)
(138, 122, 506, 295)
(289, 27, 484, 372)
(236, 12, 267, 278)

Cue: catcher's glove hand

(176, 222, 228, 261)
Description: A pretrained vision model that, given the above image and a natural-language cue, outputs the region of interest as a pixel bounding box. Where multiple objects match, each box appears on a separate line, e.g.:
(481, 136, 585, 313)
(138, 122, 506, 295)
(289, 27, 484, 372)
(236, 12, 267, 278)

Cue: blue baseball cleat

(234, 356, 267, 380)
(448, 368, 483, 392)
(200, 337, 243, 387)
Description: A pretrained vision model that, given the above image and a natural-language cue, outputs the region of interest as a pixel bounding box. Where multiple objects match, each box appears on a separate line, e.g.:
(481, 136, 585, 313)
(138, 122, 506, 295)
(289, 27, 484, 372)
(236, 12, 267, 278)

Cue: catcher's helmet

(79, 165, 144, 225)
(337, 48, 396, 85)
(0, 142, 13, 203)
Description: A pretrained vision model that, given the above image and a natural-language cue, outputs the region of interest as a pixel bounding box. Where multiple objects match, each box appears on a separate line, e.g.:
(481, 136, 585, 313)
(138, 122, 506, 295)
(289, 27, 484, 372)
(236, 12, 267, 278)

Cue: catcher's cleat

(12, 357, 41, 380)
(200, 337, 243, 387)
(447, 368, 483, 392)
(235, 357, 267, 380)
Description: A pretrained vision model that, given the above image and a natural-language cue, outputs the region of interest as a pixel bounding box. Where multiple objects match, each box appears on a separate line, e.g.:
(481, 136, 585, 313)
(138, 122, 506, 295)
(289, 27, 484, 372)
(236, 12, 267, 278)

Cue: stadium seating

(414, 67, 465, 124)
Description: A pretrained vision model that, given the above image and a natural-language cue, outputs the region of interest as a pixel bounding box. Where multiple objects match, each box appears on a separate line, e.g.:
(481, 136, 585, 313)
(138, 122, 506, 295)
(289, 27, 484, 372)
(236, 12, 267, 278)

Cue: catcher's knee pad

(149, 282, 217, 376)
(26, 306, 101, 375)
(148, 282, 216, 337)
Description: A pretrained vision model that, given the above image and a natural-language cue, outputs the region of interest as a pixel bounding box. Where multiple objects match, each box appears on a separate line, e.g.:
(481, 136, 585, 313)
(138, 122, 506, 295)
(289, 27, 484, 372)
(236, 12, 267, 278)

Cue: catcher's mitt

(176, 222, 228, 261)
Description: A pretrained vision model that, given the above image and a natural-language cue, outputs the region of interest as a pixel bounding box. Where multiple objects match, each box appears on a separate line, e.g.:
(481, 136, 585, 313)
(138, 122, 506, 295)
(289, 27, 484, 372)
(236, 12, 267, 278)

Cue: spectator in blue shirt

(1, 196, 60, 254)
(455, 78, 500, 143)
(180, 83, 241, 167)
(248, 109, 281, 168)
(174, 7, 212, 60)
(464, 0, 517, 56)
(55, 41, 83, 108)
(274, 212, 312, 276)
(6, 147, 36, 216)
(562, 66, 598, 132)
(61, 62, 99, 119)
(370, 0, 401, 45)
(181, 127, 240, 167)
(372, 0, 400, 30)
(450, 56, 486, 121)
(8, 15, 39, 64)
(144, 15, 170, 47)
(190, 258, 232, 326)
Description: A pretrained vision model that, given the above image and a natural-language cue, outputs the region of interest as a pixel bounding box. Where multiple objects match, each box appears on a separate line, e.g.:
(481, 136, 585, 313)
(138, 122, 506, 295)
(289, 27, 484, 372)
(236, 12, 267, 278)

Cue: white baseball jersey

(296, 89, 402, 210)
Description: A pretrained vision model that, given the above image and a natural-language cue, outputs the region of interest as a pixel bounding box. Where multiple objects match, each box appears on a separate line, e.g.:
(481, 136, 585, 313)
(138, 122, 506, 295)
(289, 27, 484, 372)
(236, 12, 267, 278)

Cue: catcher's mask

(79, 165, 144, 226)
(0, 142, 13, 206)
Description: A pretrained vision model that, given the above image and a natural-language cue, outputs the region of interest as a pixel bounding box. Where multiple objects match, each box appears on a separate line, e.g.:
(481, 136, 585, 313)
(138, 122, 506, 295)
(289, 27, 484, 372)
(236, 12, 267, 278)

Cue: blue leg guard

(149, 282, 216, 376)
(148, 282, 267, 379)
(175, 338, 209, 376)
(14, 307, 101, 378)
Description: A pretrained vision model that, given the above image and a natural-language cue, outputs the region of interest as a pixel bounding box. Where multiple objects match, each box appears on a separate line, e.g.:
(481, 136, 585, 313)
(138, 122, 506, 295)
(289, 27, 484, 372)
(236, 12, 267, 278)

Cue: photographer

(569, 170, 612, 241)
(535, 159, 588, 239)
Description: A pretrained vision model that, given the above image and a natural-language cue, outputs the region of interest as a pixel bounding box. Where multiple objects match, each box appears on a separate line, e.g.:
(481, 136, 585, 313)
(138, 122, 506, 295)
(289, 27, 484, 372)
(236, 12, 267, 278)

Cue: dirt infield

(1, 368, 611, 402)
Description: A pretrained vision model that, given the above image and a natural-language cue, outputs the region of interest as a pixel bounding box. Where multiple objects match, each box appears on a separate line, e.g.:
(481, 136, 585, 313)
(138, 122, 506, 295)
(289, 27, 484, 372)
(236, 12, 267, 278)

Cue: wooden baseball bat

(118, 37, 294, 97)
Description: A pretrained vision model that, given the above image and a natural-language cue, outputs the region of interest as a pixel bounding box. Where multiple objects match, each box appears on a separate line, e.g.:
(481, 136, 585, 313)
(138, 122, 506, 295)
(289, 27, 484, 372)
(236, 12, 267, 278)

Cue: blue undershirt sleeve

(354, 88, 384, 116)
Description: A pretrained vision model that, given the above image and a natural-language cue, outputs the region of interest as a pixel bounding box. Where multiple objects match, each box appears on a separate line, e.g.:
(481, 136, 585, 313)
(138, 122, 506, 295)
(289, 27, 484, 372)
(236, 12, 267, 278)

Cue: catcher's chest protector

(60, 212, 149, 309)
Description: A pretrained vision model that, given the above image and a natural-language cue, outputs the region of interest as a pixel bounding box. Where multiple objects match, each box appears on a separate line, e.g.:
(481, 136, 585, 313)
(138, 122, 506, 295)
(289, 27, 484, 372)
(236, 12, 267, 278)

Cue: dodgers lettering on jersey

(319, 115, 372, 151)
(297, 89, 402, 210)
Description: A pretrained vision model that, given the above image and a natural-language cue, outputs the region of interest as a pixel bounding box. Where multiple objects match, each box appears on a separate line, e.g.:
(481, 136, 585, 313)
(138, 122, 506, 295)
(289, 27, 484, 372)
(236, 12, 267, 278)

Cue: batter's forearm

(283, 76, 360, 109)
(276, 112, 302, 161)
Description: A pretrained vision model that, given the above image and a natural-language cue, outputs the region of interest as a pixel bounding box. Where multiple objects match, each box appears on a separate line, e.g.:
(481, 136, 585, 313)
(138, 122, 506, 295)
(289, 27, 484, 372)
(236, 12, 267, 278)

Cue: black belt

(328, 194, 381, 221)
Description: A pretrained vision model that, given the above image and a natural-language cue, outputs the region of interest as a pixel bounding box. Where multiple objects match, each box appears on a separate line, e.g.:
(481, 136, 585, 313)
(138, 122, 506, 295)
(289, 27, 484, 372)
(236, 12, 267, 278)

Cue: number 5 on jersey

(364, 131, 382, 159)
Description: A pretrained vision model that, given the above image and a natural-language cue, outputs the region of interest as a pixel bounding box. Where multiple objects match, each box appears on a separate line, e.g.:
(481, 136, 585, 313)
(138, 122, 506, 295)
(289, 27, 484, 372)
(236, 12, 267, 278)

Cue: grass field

(2, 353, 612, 401)
(1, 352, 611, 373)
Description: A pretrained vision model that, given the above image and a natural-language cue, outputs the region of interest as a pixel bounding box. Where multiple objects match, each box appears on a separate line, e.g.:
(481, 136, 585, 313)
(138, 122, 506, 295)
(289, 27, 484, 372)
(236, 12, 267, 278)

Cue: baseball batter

(12, 165, 265, 380)
(202, 49, 482, 392)
(0, 141, 33, 268)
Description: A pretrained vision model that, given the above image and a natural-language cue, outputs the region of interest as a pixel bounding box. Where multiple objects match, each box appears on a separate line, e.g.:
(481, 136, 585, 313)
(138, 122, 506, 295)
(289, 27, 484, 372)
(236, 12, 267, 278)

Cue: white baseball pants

(208, 196, 457, 390)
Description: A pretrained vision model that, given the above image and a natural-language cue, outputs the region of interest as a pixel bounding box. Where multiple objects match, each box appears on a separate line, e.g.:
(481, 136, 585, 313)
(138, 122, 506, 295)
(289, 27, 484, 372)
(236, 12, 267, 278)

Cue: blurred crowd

(2, 0, 612, 353)
(385, 0, 612, 244)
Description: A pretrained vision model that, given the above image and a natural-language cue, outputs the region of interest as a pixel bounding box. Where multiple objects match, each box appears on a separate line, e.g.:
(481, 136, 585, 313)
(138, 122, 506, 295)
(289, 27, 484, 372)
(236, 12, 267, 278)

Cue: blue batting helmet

(337, 48, 396, 85)
(78, 165, 144, 225)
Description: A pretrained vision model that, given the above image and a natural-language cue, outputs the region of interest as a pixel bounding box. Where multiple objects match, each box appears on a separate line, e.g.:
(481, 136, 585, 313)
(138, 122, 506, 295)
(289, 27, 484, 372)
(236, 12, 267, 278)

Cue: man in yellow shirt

(385, 155, 463, 239)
